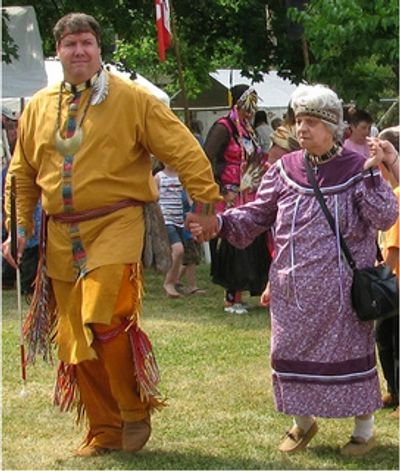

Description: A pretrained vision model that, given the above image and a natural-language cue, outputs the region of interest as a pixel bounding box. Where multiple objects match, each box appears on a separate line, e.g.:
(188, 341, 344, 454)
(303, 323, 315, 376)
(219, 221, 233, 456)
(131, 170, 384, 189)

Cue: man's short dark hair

(53, 13, 101, 45)
(254, 110, 268, 127)
(349, 109, 373, 127)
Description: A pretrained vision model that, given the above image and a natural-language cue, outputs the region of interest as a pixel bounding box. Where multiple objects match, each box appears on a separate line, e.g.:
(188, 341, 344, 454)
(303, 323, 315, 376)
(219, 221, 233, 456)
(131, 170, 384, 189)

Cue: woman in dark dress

(203, 84, 271, 314)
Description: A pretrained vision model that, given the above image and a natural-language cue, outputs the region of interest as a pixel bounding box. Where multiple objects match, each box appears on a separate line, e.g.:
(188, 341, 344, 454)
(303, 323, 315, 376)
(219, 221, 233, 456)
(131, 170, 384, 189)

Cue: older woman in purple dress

(187, 84, 398, 456)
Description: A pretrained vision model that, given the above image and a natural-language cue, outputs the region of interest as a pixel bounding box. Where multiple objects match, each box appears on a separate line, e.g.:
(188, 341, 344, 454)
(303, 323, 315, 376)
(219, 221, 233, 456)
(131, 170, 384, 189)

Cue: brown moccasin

(122, 417, 151, 452)
(382, 393, 399, 408)
(75, 444, 111, 457)
(278, 421, 318, 453)
(340, 435, 376, 457)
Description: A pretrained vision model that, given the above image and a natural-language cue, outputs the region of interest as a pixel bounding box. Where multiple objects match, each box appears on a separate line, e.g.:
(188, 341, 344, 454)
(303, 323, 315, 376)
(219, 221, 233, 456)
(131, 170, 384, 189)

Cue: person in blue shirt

(177, 190, 206, 295)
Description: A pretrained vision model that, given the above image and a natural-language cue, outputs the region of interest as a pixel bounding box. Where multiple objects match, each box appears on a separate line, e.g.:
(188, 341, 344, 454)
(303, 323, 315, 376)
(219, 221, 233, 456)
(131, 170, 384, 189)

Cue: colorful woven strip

(193, 201, 216, 215)
(65, 94, 80, 137)
(94, 320, 130, 344)
(61, 92, 88, 277)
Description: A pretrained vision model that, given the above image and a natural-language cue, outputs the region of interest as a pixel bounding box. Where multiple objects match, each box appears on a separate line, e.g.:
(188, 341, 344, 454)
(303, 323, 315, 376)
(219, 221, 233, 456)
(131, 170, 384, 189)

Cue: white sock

(294, 415, 315, 432)
(353, 415, 374, 441)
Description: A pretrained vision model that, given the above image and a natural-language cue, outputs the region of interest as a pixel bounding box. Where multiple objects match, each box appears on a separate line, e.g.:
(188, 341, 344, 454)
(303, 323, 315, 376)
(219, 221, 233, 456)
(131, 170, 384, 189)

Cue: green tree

(2, 9, 19, 63)
(289, 0, 399, 106)
(3, 0, 398, 107)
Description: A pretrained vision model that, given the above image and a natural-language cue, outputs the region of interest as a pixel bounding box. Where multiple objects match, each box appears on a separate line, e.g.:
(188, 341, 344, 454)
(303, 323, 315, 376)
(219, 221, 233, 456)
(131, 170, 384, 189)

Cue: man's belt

(51, 199, 144, 224)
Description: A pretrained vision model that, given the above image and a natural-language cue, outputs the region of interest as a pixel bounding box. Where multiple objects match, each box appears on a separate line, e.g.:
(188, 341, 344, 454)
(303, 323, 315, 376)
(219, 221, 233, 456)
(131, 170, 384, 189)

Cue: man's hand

(185, 213, 219, 243)
(2, 234, 26, 269)
(223, 191, 236, 208)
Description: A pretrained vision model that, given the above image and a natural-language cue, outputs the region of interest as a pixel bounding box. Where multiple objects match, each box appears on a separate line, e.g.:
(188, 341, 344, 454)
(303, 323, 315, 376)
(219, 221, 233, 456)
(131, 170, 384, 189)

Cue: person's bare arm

(366, 137, 399, 182)
(385, 247, 399, 274)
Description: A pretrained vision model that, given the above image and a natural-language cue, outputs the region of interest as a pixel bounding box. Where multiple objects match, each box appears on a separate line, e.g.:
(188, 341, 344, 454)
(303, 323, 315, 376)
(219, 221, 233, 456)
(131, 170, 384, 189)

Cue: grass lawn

(2, 263, 399, 470)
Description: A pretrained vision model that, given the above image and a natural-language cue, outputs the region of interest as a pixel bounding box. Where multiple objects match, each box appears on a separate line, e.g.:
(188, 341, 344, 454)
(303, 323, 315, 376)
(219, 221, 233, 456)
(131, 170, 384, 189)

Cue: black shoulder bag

(304, 154, 398, 321)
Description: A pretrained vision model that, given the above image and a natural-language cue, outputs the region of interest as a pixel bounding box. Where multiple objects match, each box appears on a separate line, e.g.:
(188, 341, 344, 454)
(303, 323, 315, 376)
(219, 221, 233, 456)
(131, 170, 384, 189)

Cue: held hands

(365, 137, 398, 170)
(185, 213, 219, 243)
(1, 234, 26, 269)
(223, 191, 236, 208)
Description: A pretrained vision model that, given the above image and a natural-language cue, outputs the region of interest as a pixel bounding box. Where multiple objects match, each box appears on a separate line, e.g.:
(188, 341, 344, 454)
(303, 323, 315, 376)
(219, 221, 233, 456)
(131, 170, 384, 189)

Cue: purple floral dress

(220, 148, 398, 417)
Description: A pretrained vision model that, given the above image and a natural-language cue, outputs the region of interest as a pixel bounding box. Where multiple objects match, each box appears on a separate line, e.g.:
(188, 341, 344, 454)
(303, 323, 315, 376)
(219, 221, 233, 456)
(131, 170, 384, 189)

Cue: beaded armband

(192, 202, 217, 216)
(17, 226, 27, 237)
(222, 184, 239, 195)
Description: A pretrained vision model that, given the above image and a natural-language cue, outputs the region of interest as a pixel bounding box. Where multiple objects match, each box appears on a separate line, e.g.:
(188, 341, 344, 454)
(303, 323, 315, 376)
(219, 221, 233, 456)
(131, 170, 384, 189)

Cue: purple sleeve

(219, 164, 280, 248)
(355, 170, 398, 231)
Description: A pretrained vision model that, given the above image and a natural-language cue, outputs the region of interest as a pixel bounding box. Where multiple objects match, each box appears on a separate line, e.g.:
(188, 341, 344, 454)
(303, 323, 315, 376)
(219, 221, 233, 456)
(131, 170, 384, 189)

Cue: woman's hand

(185, 213, 219, 243)
(260, 282, 271, 307)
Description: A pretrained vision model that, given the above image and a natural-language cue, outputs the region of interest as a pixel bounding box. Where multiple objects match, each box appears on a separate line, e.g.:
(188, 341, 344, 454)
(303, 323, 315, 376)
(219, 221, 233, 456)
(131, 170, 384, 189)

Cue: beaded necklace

(54, 72, 99, 157)
(306, 144, 342, 173)
(231, 105, 260, 203)
(231, 106, 258, 159)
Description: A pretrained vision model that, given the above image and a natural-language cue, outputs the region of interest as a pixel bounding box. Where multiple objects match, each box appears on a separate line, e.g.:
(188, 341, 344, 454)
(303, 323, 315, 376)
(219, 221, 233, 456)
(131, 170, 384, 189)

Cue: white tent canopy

(172, 69, 298, 112)
(45, 59, 170, 106)
(3, 60, 170, 113)
(210, 69, 298, 109)
(2, 6, 47, 98)
(2, 5, 169, 111)
(172, 69, 299, 136)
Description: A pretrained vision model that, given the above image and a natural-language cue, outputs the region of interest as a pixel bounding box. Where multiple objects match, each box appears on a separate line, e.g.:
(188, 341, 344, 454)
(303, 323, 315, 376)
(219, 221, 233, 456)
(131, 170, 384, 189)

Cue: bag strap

(304, 153, 357, 270)
(376, 240, 384, 262)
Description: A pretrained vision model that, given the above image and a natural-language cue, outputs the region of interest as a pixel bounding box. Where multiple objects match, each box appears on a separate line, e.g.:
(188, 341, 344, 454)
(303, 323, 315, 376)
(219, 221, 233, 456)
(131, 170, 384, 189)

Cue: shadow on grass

(54, 442, 400, 470)
(143, 292, 272, 332)
(54, 447, 310, 471)
(309, 443, 399, 469)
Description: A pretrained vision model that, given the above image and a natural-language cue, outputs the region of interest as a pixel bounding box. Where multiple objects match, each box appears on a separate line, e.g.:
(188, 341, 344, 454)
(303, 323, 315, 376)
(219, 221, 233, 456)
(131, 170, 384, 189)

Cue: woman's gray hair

(291, 84, 345, 141)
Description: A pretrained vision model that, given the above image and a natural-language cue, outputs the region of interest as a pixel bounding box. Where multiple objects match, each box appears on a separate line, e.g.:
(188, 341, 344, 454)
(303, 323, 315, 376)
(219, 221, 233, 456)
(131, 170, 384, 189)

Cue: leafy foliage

(2, 0, 399, 107)
(2, 9, 19, 63)
(289, 0, 399, 106)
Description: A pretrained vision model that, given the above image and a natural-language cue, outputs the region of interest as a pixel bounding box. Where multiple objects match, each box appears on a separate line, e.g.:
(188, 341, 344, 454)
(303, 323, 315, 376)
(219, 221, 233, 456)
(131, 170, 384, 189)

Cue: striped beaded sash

(61, 92, 88, 277)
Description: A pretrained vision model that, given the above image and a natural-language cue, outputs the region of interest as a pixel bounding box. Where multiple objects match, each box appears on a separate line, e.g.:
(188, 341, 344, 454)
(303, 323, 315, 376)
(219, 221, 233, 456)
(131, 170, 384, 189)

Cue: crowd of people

(1, 11, 398, 461)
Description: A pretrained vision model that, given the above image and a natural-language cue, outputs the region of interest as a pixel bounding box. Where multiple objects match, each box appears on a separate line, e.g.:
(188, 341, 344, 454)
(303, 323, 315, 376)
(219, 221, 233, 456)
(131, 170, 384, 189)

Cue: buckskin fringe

(92, 264, 166, 411)
(53, 361, 87, 424)
(23, 213, 58, 364)
(53, 362, 78, 410)
(130, 264, 166, 410)
(128, 326, 166, 411)
(94, 321, 166, 411)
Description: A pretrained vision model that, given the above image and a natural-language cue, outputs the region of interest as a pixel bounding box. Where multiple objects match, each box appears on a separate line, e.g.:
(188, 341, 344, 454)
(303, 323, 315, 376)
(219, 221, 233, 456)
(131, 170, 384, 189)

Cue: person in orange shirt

(384, 186, 400, 279)
(376, 186, 399, 417)
(367, 130, 399, 184)
(369, 129, 399, 417)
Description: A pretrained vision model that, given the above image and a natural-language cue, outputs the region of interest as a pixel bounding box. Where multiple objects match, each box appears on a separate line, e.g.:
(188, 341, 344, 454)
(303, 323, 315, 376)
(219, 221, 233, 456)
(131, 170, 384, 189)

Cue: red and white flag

(155, 0, 172, 61)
